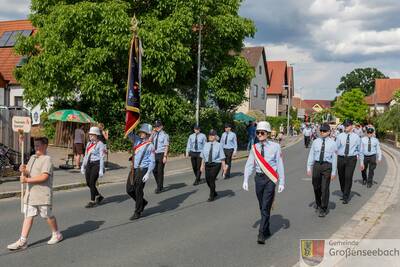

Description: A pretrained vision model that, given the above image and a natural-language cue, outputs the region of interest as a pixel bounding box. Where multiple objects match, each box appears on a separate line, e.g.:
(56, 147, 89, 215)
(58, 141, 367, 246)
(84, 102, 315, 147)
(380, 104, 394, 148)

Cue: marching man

(306, 123, 337, 217)
(127, 123, 155, 220)
(360, 126, 382, 188)
(242, 121, 285, 245)
(302, 123, 312, 148)
(186, 125, 207, 185)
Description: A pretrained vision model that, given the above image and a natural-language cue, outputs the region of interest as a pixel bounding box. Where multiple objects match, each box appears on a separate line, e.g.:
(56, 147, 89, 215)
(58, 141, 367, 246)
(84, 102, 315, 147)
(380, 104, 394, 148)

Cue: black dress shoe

(193, 180, 199, 186)
(342, 199, 348, 204)
(130, 212, 141, 220)
(95, 195, 104, 205)
(207, 197, 215, 202)
(315, 205, 321, 213)
(155, 188, 160, 194)
(85, 201, 96, 208)
(257, 233, 265, 244)
(318, 209, 326, 217)
(367, 183, 372, 188)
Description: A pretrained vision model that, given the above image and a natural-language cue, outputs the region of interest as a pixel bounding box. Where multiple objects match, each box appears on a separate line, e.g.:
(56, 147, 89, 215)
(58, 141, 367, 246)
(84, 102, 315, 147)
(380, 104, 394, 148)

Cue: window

(15, 96, 23, 107)
(259, 66, 262, 75)
(253, 85, 258, 97)
(261, 87, 265, 99)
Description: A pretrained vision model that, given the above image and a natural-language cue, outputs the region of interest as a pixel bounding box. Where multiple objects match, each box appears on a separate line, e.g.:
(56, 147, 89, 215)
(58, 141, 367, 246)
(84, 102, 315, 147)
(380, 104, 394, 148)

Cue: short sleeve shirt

(24, 154, 54, 206)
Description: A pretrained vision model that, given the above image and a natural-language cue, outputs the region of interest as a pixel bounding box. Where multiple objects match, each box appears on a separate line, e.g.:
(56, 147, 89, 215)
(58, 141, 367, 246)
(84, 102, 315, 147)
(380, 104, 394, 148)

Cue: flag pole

(19, 129, 24, 213)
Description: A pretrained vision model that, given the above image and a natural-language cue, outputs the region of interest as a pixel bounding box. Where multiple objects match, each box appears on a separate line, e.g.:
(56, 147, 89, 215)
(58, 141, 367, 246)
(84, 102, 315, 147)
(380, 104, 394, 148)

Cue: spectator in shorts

(7, 137, 62, 251)
(74, 124, 85, 169)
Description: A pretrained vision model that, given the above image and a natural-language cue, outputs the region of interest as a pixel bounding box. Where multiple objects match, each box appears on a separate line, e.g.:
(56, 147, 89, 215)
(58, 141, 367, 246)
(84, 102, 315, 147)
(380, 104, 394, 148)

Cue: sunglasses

(320, 130, 328, 133)
(256, 131, 266, 136)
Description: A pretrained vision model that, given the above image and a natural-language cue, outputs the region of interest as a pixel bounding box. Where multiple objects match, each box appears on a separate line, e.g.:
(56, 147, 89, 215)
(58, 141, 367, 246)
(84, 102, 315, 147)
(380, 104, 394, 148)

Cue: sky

(1, 0, 399, 100)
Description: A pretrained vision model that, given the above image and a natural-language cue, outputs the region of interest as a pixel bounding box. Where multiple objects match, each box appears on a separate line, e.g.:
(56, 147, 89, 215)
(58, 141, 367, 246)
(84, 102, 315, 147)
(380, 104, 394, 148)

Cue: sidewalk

(0, 135, 301, 199)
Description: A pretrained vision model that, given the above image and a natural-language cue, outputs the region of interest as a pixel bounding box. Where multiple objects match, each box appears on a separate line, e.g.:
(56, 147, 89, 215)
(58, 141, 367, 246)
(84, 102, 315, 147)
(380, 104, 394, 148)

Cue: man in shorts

(74, 124, 85, 168)
(7, 137, 63, 250)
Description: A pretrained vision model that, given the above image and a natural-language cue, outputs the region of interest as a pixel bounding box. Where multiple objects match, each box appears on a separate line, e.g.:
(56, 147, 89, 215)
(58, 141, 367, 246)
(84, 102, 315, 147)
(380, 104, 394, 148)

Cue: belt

(134, 167, 148, 171)
(256, 172, 266, 176)
(89, 160, 100, 164)
(338, 155, 357, 158)
(315, 161, 331, 164)
(364, 154, 376, 157)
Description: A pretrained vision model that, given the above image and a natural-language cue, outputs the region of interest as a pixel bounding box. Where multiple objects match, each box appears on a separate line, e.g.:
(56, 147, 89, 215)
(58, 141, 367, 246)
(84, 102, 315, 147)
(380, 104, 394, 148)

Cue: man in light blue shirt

(336, 119, 361, 204)
(127, 123, 155, 220)
(242, 121, 285, 245)
(151, 120, 169, 193)
(306, 123, 337, 217)
(220, 123, 238, 179)
(360, 127, 382, 188)
(186, 125, 207, 185)
(200, 130, 227, 202)
(303, 124, 312, 148)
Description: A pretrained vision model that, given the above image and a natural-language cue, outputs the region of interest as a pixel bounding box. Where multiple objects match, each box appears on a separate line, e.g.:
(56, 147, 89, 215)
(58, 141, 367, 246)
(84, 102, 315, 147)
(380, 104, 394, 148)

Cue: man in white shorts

(7, 137, 63, 250)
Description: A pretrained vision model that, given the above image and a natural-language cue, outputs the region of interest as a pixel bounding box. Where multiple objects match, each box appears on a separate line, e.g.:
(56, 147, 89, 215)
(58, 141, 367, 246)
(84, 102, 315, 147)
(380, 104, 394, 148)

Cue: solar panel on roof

(0, 31, 13, 47)
(5, 30, 24, 47)
(21, 30, 32, 37)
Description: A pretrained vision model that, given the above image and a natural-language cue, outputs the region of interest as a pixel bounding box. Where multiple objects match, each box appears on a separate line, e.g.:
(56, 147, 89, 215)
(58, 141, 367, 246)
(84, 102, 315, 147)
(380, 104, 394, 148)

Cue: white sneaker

(47, 233, 63, 245)
(7, 239, 28, 250)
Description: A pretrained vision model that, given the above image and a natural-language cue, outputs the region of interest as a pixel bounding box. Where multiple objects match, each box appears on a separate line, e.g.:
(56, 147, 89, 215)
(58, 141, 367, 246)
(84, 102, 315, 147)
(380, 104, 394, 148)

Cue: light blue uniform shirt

(151, 130, 170, 154)
(186, 132, 207, 153)
(200, 141, 225, 163)
(244, 141, 285, 186)
(360, 136, 382, 161)
(303, 128, 312, 137)
(132, 138, 155, 171)
(307, 137, 337, 175)
(221, 131, 238, 152)
(83, 141, 105, 172)
(336, 132, 361, 157)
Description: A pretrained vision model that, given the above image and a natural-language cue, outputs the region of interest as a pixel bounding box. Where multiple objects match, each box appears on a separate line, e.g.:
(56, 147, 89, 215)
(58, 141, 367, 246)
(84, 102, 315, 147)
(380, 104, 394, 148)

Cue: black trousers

(304, 136, 311, 148)
(126, 168, 148, 213)
(190, 152, 202, 182)
(337, 156, 357, 200)
(362, 155, 377, 184)
(255, 173, 275, 237)
(153, 152, 165, 190)
(85, 161, 100, 201)
(205, 163, 221, 197)
(223, 148, 234, 178)
(312, 162, 332, 210)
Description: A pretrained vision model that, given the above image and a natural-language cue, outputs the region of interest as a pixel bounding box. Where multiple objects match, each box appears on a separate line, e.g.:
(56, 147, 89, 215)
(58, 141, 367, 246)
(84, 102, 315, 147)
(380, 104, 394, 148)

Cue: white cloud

(0, 0, 30, 20)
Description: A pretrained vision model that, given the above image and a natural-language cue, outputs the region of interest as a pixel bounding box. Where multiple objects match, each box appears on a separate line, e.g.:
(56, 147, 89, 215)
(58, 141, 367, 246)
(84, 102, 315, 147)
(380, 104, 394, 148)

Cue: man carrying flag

(242, 121, 285, 245)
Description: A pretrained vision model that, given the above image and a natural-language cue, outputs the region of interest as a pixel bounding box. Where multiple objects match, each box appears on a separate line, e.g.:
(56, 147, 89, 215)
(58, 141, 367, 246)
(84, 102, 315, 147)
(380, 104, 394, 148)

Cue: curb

(293, 144, 400, 266)
(0, 137, 302, 200)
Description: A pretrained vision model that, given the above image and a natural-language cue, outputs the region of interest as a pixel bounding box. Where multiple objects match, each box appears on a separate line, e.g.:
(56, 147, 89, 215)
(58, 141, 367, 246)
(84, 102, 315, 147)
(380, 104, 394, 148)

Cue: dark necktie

(155, 132, 160, 150)
(344, 134, 350, 156)
(208, 143, 213, 163)
(319, 138, 325, 163)
(194, 134, 198, 151)
(368, 137, 371, 152)
(261, 143, 265, 157)
(225, 132, 229, 145)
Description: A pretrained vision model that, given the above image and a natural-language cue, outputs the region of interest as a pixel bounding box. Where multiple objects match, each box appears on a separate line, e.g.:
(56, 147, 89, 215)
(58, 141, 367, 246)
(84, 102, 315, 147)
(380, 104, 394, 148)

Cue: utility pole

(195, 15, 202, 126)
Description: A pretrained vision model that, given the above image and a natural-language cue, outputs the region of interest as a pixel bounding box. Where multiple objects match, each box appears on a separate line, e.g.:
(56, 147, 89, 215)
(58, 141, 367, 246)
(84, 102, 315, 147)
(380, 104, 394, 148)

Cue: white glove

(80, 167, 85, 175)
(99, 169, 104, 178)
(242, 181, 249, 191)
(278, 184, 285, 193)
(142, 173, 150, 182)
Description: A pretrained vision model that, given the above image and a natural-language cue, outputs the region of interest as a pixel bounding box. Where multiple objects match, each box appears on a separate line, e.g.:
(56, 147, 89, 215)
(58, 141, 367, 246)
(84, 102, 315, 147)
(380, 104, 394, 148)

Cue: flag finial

(131, 15, 138, 35)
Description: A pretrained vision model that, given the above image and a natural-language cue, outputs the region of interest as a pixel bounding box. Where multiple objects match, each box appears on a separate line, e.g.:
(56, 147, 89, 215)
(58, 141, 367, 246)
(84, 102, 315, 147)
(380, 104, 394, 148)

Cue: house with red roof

(265, 61, 294, 117)
(0, 19, 34, 107)
(364, 78, 400, 114)
(237, 46, 269, 114)
(292, 97, 332, 119)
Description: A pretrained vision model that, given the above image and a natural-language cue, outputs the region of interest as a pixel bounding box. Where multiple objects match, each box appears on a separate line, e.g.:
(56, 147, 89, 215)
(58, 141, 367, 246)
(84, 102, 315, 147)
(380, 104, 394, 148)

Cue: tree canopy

(333, 88, 369, 123)
(336, 68, 387, 96)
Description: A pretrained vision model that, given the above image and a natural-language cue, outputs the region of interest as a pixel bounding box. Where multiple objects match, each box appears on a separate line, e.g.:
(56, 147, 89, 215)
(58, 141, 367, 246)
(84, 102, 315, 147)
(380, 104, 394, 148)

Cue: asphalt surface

(0, 141, 387, 267)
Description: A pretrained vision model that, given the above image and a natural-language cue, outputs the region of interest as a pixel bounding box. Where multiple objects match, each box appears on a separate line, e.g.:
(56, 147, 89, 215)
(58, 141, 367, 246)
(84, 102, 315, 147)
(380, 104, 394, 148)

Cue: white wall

(266, 95, 278, 117)
(9, 85, 24, 107)
(0, 88, 4, 106)
(237, 87, 250, 114)
(249, 56, 267, 113)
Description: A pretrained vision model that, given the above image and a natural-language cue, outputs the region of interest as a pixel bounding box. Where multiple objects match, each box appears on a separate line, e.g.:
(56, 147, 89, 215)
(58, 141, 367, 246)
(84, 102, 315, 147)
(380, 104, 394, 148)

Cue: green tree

(375, 90, 400, 134)
(333, 88, 369, 123)
(336, 68, 387, 96)
(14, 0, 255, 151)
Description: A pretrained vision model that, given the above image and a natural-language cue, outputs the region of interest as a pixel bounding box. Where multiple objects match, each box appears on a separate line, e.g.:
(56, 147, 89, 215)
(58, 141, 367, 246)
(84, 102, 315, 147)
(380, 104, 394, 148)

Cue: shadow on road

(332, 190, 361, 201)
(308, 201, 336, 210)
(28, 220, 105, 247)
(216, 189, 235, 200)
(163, 182, 187, 192)
(102, 194, 130, 205)
(354, 179, 378, 185)
(143, 190, 197, 217)
(252, 214, 290, 235)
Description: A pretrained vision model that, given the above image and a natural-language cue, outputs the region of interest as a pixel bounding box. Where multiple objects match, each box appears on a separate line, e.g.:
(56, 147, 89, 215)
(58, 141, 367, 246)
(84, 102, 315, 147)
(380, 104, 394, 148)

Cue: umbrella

(48, 109, 95, 123)
(234, 112, 256, 123)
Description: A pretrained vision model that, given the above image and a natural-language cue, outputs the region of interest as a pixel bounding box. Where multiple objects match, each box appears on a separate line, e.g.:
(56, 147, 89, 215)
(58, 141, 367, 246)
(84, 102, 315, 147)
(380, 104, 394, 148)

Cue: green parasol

(48, 109, 95, 123)
(233, 112, 256, 123)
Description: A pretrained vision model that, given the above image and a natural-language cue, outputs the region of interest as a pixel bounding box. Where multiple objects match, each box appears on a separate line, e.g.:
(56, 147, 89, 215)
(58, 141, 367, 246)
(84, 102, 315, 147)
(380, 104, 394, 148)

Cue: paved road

(0, 141, 387, 267)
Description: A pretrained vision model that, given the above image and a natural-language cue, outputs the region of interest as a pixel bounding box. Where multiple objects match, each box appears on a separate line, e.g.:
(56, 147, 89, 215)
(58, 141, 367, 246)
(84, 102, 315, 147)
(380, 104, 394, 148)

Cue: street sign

(12, 116, 32, 133)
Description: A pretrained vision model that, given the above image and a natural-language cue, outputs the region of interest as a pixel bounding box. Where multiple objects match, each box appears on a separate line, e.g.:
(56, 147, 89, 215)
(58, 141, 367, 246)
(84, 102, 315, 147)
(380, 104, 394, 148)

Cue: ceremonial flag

(124, 36, 142, 138)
